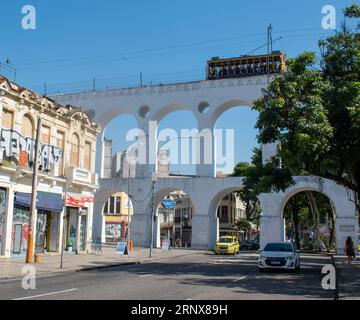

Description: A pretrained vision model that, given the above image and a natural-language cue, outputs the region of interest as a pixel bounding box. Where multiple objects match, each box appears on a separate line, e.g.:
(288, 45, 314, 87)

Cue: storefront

(65, 195, 93, 252)
(105, 217, 128, 243)
(0, 188, 7, 256)
(11, 191, 63, 256)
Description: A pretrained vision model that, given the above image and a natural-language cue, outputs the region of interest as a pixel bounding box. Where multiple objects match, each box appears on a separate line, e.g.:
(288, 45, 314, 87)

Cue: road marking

(233, 275, 248, 282)
(13, 288, 78, 300)
(139, 274, 152, 278)
(186, 298, 192, 300)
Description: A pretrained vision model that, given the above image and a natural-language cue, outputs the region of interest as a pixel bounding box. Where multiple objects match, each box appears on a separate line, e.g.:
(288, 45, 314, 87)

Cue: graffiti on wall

(0, 128, 63, 170)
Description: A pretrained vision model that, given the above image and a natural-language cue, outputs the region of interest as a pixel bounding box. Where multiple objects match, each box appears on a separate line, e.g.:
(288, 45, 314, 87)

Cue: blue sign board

(116, 241, 127, 255)
(161, 200, 175, 209)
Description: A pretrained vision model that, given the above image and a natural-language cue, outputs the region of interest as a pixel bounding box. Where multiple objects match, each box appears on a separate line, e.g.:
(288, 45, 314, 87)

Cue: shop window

(115, 197, 121, 214)
(109, 196, 115, 213)
(2, 109, 13, 129)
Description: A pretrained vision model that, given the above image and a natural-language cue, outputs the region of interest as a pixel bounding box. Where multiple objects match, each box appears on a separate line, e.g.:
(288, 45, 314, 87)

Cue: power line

(13, 26, 333, 68)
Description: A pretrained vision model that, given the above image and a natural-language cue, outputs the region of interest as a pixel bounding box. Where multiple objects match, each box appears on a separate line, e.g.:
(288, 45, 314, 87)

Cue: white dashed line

(13, 288, 78, 300)
(233, 275, 248, 282)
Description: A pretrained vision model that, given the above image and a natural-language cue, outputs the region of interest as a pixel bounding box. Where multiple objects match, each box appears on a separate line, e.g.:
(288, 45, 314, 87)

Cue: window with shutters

(84, 141, 91, 170)
(41, 125, 51, 144)
(21, 114, 34, 138)
(2, 109, 13, 129)
(69, 133, 80, 167)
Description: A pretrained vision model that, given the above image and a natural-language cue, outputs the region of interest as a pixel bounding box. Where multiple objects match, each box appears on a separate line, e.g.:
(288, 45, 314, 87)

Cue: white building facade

(0, 75, 100, 258)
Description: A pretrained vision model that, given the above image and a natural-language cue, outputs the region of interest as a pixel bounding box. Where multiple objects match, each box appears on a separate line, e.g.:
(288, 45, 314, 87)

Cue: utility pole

(25, 117, 41, 264)
(267, 23, 273, 84)
(127, 159, 132, 256)
(149, 172, 157, 258)
(93, 78, 96, 92)
(140, 73, 143, 88)
(60, 176, 68, 268)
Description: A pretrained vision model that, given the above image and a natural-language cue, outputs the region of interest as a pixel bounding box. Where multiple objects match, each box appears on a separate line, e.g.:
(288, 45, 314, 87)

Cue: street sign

(116, 241, 127, 255)
(162, 240, 170, 250)
(161, 200, 175, 209)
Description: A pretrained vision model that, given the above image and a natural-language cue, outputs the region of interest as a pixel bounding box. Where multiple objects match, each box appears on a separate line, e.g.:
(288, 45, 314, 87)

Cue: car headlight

(287, 255, 295, 261)
(260, 255, 266, 260)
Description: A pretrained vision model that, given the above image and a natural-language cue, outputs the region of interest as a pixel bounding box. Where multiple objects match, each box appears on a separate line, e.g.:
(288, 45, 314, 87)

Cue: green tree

(253, 5, 360, 214)
(234, 219, 251, 241)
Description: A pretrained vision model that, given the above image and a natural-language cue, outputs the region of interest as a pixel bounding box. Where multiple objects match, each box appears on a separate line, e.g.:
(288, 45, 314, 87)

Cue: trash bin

(67, 240, 73, 252)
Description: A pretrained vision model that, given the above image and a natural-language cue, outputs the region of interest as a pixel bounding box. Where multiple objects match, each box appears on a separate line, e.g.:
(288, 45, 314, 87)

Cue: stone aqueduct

(53, 75, 358, 254)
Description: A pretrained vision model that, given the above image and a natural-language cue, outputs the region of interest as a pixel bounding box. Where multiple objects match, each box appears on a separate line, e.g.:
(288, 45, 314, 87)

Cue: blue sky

(0, 0, 357, 174)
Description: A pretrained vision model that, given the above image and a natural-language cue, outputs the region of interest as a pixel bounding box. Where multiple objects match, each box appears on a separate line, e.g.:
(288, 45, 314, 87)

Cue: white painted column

(154, 214, 161, 248)
(136, 120, 157, 178)
(92, 201, 106, 243)
(327, 183, 358, 254)
(335, 217, 359, 255)
(95, 135, 105, 178)
(4, 186, 14, 257)
(196, 120, 216, 177)
(131, 213, 151, 247)
(258, 193, 285, 250)
(86, 201, 94, 252)
(191, 214, 218, 250)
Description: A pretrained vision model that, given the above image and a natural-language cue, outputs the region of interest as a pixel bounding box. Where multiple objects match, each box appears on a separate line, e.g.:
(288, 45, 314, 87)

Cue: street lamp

(127, 157, 132, 257)
(149, 172, 157, 258)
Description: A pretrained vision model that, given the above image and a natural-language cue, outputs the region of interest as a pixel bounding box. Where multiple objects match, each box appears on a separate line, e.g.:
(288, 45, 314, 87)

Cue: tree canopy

(252, 5, 360, 212)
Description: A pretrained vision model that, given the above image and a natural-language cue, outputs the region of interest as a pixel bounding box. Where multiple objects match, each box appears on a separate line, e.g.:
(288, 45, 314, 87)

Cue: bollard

(34, 254, 40, 263)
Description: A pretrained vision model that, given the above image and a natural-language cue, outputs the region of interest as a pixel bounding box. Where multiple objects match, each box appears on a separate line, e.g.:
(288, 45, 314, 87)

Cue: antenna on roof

(1, 59, 17, 82)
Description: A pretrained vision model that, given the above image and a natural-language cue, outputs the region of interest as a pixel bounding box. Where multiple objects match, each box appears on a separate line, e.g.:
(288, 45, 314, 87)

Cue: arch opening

(282, 190, 336, 252)
(211, 188, 260, 252)
(156, 110, 198, 176)
(214, 105, 259, 176)
(102, 113, 140, 178)
(155, 189, 194, 249)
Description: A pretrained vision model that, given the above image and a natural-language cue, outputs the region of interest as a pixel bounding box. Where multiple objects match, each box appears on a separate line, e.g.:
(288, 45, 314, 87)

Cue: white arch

(209, 99, 253, 128)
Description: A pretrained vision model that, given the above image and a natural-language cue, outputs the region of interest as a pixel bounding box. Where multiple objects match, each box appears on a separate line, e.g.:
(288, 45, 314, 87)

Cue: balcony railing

(65, 166, 98, 187)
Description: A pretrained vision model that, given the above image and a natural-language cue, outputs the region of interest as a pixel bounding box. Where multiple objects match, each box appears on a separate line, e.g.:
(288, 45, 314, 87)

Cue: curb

(77, 261, 141, 272)
(0, 250, 207, 282)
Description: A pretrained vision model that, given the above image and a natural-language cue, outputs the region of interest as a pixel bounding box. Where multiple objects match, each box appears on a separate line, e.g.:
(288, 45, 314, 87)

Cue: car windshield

(219, 237, 233, 243)
(263, 243, 293, 252)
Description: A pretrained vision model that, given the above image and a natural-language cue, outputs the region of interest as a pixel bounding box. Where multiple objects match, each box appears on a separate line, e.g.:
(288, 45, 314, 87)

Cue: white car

(258, 242, 300, 272)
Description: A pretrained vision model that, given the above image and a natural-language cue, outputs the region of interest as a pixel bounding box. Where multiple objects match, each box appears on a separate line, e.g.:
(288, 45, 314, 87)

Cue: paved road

(0, 252, 334, 300)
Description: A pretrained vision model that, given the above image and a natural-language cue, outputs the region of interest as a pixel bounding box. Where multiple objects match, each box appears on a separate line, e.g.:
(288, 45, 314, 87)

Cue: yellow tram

(206, 51, 286, 80)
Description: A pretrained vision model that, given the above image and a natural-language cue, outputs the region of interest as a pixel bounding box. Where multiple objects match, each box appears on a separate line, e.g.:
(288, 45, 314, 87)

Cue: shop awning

(15, 192, 64, 212)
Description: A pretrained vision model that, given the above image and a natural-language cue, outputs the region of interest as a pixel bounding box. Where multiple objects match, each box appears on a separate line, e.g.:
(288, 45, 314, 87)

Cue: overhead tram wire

(13, 26, 334, 68)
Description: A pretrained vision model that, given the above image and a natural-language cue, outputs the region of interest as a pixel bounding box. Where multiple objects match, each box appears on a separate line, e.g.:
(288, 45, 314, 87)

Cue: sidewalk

(333, 255, 360, 300)
(0, 245, 206, 281)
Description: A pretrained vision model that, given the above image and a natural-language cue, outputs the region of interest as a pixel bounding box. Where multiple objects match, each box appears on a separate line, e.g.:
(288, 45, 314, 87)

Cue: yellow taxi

(214, 236, 240, 255)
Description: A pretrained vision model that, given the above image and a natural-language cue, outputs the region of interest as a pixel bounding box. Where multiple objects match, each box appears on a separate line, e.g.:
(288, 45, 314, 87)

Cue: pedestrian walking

(345, 236, 355, 264)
